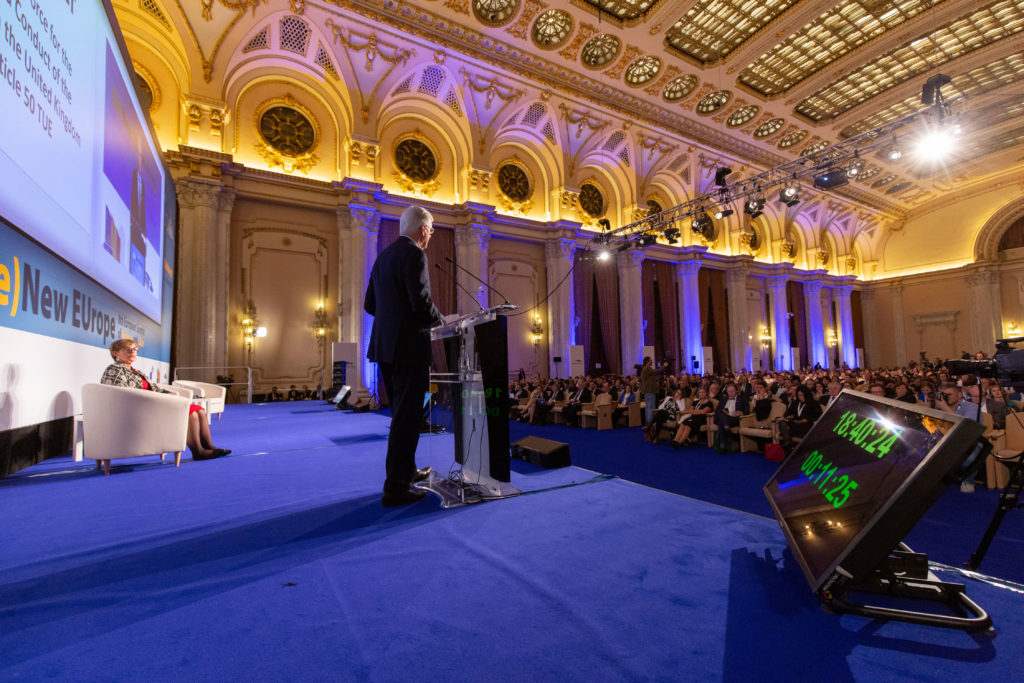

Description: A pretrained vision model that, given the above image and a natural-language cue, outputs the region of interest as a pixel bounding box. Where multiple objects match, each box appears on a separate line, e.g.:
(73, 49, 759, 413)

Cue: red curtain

(594, 258, 621, 374)
(573, 251, 594, 373)
(699, 269, 729, 373)
(641, 260, 657, 347)
(656, 261, 679, 372)
(376, 218, 399, 253)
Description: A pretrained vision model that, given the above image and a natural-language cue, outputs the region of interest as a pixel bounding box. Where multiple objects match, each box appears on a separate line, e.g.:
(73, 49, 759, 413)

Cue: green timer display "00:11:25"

(799, 450, 859, 508)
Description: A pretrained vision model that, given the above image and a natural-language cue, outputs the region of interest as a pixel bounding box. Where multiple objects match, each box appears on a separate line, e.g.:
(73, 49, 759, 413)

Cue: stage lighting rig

(714, 209, 734, 219)
(743, 197, 765, 219)
(714, 166, 732, 187)
(597, 218, 612, 232)
(639, 234, 658, 247)
(779, 186, 800, 207)
(813, 169, 849, 190)
(663, 226, 681, 244)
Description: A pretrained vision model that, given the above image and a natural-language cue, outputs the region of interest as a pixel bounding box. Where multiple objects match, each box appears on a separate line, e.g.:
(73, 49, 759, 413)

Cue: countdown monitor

(763, 389, 984, 596)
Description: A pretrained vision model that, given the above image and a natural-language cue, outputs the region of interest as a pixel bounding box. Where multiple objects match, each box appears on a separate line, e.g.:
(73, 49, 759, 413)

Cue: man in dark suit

(365, 205, 445, 507)
(714, 382, 750, 452)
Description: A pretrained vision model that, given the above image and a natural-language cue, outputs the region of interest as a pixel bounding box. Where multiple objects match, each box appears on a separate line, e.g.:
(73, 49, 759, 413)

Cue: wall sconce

(530, 313, 543, 346)
(1008, 322, 1019, 335)
(827, 329, 838, 347)
(313, 300, 329, 346)
(759, 326, 772, 349)
(241, 300, 266, 359)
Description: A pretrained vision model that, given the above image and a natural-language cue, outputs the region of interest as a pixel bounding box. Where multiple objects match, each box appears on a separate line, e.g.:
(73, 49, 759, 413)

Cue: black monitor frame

(763, 389, 984, 595)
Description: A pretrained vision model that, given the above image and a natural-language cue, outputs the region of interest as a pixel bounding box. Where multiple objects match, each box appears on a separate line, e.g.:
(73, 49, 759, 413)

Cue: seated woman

(671, 388, 714, 448)
(647, 389, 685, 445)
(101, 339, 230, 461)
(519, 385, 547, 424)
(778, 384, 822, 447)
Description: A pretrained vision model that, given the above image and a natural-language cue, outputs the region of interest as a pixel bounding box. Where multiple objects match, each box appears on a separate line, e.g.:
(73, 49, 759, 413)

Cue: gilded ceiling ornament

(642, 65, 680, 97)
(253, 95, 321, 175)
(392, 131, 441, 198)
(531, 8, 571, 49)
(496, 160, 533, 215)
(637, 133, 677, 161)
(558, 104, 608, 138)
(290, 0, 305, 13)
(175, 0, 261, 81)
(445, 0, 470, 15)
(473, 0, 521, 26)
(603, 45, 640, 81)
(780, 240, 795, 260)
(132, 62, 161, 113)
(558, 21, 597, 61)
(201, 0, 265, 21)
(326, 19, 415, 123)
(507, 0, 547, 41)
(846, 256, 858, 273)
(459, 68, 525, 110)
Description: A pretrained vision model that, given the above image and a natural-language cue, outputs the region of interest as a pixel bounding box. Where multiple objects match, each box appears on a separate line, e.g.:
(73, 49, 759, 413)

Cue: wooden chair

(549, 400, 567, 424)
(581, 393, 613, 430)
(738, 401, 787, 452)
(989, 411, 1022, 489)
(698, 399, 719, 446)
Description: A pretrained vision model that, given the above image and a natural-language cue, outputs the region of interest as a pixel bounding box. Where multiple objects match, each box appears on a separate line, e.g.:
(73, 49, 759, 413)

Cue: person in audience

(986, 385, 1009, 430)
(820, 381, 842, 410)
(562, 378, 592, 428)
(287, 385, 303, 401)
(639, 357, 658, 426)
(936, 381, 983, 493)
(713, 383, 749, 452)
(612, 382, 636, 424)
(893, 382, 917, 403)
(519, 384, 546, 424)
(101, 339, 230, 461)
(671, 388, 714, 448)
(266, 386, 284, 402)
(777, 384, 822, 449)
(647, 389, 685, 445)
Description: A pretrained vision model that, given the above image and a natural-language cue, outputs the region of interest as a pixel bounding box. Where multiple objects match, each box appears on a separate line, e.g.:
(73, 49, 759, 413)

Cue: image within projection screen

(0, 0, 166, 323)
(763, 390, 984, 593)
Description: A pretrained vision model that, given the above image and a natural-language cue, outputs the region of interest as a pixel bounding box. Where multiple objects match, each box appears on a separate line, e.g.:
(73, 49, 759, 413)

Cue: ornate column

(726, 267, 752, 372)
(803, 280, 828, 368)
(833, 285, 857, 368)
(618, 250, 645, 374)
(174, 178, 225, 370)
(212, 187, 235, 371)
(339, 200, 380, 396)
(454, 214, 492, 313)
(545, 238, 576, 379)
(966, 268, 1001, 355)
(859, 288, 878, 368)
(891, 281, 908, 367)
(765, 275, 792, 371)
(675, 261, 702, 374)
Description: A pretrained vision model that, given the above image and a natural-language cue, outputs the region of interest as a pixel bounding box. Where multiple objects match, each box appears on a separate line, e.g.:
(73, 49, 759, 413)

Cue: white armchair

(157, 383, 193, 400)
(82, 383, 190, 474)
(172, 380, 226, 419)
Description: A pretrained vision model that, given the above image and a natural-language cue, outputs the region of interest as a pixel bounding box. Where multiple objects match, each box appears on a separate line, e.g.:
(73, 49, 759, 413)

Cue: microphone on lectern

(435, 263, 483, 312)
(444, 256, 510, 306)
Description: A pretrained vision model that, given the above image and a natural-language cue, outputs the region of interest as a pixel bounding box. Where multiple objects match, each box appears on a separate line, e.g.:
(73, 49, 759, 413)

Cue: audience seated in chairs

(670, 388, 714, 448)
(646, 390, 685, 444)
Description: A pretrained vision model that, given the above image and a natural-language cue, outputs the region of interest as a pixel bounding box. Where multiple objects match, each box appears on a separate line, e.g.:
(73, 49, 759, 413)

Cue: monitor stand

(414, 470, 520, 509)
(820, 543, 994, 635)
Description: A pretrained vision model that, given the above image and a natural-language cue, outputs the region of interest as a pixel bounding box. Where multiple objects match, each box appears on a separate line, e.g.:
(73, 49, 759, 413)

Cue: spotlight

(886, 147, 902, 161)
(663, 227, 681, 244)
(597, 249, 610, 261)
(813, 169, 848, 190)
(846, 166, 858, 177)
(779, 186, 799, 207)
(714, 209, 734, 219)
(639, 234, 657, 247)
(714, 167, 732, 187)
(914, 127, 957, 163)
(743, 197, 765, 219)
(597, 218, 612, 232)
(691, 215, 712, 232)
(616, 241, 632, 252)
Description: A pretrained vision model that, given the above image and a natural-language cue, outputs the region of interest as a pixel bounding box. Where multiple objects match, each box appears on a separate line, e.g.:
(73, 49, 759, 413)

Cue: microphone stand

(435, 263, 483, 312)
(445, 255, 510, 306)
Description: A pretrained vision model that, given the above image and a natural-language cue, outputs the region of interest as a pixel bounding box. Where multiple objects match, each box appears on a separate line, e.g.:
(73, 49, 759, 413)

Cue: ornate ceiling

(124, 0, 1024, 228)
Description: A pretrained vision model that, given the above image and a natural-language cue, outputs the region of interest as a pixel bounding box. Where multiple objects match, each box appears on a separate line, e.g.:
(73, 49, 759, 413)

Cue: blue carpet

(1, 402, 1021, 681)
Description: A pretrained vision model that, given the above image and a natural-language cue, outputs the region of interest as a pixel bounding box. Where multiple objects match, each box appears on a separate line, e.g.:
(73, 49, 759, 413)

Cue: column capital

(803, 280, 825, 295)
(348, 203, 381, 234)
(674, 260, 702, 277)
(831, 285, 854, 298)
(216, 187, 237, 213)
(617, 249, 644, 269)
(726, 267, 749, 286)
(765, 275, 787, 290)
(174, 178, 222, 209)
(455, 223, 491, 249)
(966, 270, 999, 287)
(546, 238, 577, 262)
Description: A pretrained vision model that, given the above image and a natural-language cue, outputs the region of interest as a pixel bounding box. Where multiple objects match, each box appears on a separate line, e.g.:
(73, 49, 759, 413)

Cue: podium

(427, 304, 520, 505)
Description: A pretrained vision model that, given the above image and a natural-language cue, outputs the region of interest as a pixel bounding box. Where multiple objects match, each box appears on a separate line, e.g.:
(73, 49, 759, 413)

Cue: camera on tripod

(943, 336, 1024, 388)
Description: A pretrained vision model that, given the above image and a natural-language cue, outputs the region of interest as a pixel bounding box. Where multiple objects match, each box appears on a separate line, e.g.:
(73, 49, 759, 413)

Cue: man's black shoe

(382, 488, 427, 508)
(412, 466, 433, 483)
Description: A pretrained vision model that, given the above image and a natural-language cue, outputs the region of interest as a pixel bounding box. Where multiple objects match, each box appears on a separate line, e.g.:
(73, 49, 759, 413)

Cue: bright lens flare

(914, 128, 957, 162)
(598, 250, 610, 261)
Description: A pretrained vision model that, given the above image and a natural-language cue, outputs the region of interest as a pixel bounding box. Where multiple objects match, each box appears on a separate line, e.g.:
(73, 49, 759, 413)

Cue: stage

(1, 402, 1022, 681)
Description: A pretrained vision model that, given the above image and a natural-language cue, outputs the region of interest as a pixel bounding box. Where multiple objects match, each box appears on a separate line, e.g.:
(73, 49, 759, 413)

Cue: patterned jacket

(100, 363, 166, 393)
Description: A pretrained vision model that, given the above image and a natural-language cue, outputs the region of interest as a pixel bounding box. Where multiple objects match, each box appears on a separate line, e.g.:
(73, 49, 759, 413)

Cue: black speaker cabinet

(511, 436, 571, 469)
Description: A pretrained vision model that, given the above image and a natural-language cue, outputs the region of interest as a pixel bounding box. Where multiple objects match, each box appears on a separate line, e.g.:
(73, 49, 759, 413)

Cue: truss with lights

(599, 78, 965, 251)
